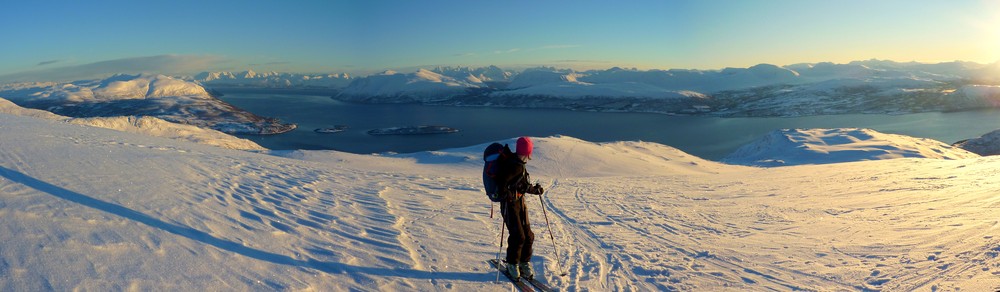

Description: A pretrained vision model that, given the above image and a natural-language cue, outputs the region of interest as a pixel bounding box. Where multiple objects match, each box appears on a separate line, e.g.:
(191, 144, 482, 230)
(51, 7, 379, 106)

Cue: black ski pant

(501, 196, 534, 264)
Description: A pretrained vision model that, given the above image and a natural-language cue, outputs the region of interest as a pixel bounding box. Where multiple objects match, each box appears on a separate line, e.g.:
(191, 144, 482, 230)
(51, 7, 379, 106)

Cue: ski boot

(519, 262, 534, 279)
(507, 262, 521, 280)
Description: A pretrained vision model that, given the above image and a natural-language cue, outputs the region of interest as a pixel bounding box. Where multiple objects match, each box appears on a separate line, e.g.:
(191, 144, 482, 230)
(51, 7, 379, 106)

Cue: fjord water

(220, 93, 1000, 160)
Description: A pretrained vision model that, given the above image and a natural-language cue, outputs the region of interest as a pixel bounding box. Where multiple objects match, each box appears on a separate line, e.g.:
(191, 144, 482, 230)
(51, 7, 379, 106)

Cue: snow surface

(724, 128, 979, 166)
(959, 85, 1000, 106)
(2, 112, 999, 291)
(955, 128, 1000, 156)
(498, 69, 704, 99)
(0, 75, 296, 135)
(194, 70, 352, 89)
(1, 74, 211, 103)
(0, 97, 263, 150)
(325, 61, 1000, 117)
(337, 69, 484, 102)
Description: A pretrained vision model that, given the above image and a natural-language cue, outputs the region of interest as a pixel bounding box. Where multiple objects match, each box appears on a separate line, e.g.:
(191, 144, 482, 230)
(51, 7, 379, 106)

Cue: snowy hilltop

(0, 74, 296, 134)
(326, 60, 1000, 117)
(194, 70, 352, 89)
(954, 127, 1000, 156)
(2, 111, 999, 291)
(724, 128, 979, 166)
(0, 97, 264, 150)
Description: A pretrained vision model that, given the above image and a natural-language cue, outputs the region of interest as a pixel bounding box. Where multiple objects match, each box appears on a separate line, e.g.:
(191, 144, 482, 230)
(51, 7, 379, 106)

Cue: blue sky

(1, 0, 998, 80)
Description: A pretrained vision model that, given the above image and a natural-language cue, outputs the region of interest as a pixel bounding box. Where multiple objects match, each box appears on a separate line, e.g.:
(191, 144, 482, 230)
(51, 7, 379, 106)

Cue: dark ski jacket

(495, 145, 542, 201)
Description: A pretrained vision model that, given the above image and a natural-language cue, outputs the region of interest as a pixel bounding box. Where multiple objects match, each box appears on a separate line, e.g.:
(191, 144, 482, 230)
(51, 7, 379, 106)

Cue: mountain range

(192, 60, 1000, 117)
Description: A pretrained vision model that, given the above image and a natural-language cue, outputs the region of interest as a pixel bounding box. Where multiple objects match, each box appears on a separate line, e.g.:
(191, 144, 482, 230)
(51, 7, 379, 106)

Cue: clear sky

(1, 0, 998, 79)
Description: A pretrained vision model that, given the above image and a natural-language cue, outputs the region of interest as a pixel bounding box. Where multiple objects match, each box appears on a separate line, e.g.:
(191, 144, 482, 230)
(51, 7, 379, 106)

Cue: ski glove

(527, 183, 544, 195)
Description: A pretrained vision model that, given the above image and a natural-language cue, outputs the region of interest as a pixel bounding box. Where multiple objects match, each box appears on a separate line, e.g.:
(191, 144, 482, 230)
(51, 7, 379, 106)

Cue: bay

(219, 93, 1000, 160)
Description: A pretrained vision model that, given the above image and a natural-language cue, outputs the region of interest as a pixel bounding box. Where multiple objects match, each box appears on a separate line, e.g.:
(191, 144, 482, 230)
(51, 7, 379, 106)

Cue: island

(314, 125, 348, 133)
(367, 125, 459, 136)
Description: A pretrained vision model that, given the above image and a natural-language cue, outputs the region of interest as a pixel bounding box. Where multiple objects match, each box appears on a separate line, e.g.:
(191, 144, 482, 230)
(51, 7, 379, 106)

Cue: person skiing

(496, 136, 545, 280)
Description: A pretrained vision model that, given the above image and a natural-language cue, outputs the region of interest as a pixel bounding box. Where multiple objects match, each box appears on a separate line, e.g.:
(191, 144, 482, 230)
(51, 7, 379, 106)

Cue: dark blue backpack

(482, 143, 506, 202)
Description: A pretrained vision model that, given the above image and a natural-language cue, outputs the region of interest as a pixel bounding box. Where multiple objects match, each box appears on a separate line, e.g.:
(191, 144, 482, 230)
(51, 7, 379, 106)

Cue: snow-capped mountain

(335, 69, 484, 103)
(431, 65, 513, 83)
(194, 70, 352, 89)
(494, 68, 704, 99)
(324, 60, 1000, 117)
(3, 111, 999, 291)
(0, 74, 295, 134)
(723, 128, 979, 166)
(0, 74, 213, 103)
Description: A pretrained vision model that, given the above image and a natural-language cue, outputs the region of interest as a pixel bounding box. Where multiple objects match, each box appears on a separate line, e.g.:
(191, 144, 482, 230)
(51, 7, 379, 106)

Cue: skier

(496, 136, 545, 280)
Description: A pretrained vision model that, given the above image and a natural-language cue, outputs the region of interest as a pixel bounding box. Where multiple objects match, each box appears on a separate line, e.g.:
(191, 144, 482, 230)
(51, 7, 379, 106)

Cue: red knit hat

(516, 136, 533, 158)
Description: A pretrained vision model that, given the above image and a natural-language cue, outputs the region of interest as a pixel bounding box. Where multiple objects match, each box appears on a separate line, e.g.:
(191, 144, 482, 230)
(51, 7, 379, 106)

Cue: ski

(525, 277, 555, 292)
(488, 259, 534, 291)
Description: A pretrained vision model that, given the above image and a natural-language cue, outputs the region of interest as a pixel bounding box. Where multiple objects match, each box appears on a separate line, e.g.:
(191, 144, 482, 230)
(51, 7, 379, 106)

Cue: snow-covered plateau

(0, 74, 296, 134)
(2, 103, 999, 290)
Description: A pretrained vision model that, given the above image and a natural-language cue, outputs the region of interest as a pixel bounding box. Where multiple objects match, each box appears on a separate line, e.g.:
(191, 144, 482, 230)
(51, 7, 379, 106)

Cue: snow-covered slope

(194, 70, 352, 89)
(66, 116, 265, 150)
(276, 136, 729, 178)
(712, 77, 958, 116)
(3, 113, 999, 290)
(0, 97, 263, 150)
(0, 96, 67, 120)
(955, 128, 1000, 156)
(724, 128, 979, 166)
(429, 66, 513, 83)
(0, 74, 212, 103)
(0, 74, 295, 134)
(336, 69, 484, 102)
(497, 68, 704, 99)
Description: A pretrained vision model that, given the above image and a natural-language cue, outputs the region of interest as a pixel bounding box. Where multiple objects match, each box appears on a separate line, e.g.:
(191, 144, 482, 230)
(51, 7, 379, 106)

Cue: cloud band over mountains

(0, 55, 227, 83)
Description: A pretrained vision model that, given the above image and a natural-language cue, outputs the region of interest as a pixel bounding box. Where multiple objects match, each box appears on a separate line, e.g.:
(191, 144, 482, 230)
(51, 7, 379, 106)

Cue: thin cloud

(249, 61, 291, 66)
(494, 48, 521, 54)
(453, 52, 477, 57)
(0, 55, 228, 83)
(538, 45, 581, 50)
(553, 59, 610, 63)
(36, 60, 61, 66)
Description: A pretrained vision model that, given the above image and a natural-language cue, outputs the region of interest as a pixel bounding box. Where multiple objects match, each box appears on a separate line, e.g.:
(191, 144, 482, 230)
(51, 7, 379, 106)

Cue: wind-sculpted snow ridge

(723, 128, 979, 166)
(1, 116, 999, 291)
(0, 74, 296, 135)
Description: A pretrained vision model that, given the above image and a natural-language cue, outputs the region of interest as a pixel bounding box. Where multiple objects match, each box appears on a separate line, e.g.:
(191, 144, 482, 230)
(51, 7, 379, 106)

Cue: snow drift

(724, 128, 979, 166)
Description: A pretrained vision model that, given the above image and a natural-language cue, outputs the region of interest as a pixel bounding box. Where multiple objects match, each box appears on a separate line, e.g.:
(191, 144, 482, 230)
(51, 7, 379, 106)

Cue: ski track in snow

(3, 113, 1000, 291)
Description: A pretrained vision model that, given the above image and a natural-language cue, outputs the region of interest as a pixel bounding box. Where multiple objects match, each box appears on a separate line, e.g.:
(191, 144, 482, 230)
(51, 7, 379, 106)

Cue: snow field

(2, 112, 1000, 290)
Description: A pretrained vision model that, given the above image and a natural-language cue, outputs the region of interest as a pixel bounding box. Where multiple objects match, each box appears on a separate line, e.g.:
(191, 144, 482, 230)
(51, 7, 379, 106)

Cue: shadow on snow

(0, 166, 480, 282)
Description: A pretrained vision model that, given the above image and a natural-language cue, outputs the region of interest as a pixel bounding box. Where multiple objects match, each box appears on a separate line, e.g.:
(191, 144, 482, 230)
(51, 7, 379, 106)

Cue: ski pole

(495, 207, 506, 283)
(537, 189, 568, 277)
